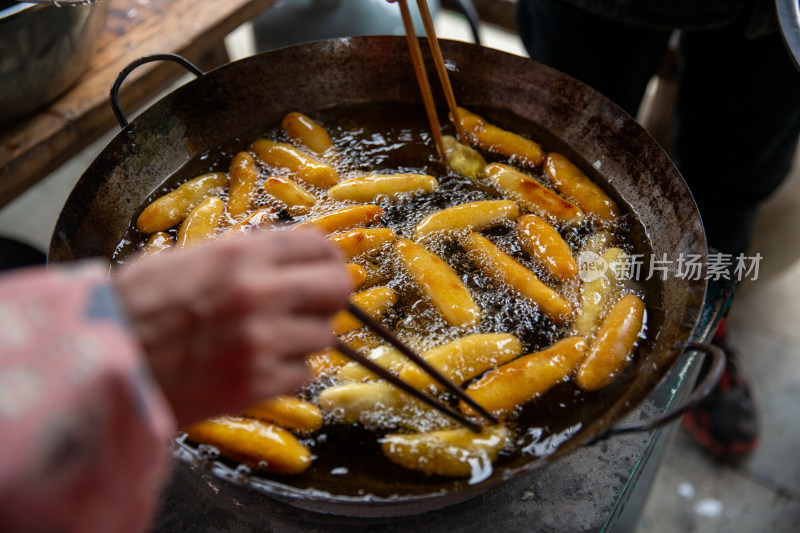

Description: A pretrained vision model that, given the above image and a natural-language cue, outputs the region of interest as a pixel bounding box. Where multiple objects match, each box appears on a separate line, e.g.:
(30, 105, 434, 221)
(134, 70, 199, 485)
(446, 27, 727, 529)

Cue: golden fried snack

(517, 214, 578, 282)
(140, 231, 174, 257)
(337, 345, 406, 382)
(544, 153, 621, 226)
(443, 135, 487, 180)
(306, 348, 351, 379)
(602, 247, 627, 284)
(294, 204, 383, 234)
(330, 286, 397, 336)
(226, 151, 259, 218)
(328, 228, 397, 261)
(344, 331, 383, 349)
(250, 138, 338, 189)
(576, 294, 646, 391)
(318, 381, 452, 432)
(575, 277, 612, 337)
(485, 163, 584, 225)
(462, 233, 572, 324)
(454, 107, 544, 167)
(328, 173, 438, 202)
(262, 175, 316, 215)
(242, 396, 323, 433)
(414, 200, 519, 239)
(394, 239, 481, 327)
(136, 172, 227, 234)
(176, 196, 224, 248)
(574, 247, 627, 337)
(582, 230, 616, 255)
(346, 263, 368, 288)
(462, 337, 588, 417)
(381, 425, 510, 478)
(183, 416, 312, 474)
(282, 112, 333, 155)
(219, 206, 279, 238)
(398, 333, 522, 392)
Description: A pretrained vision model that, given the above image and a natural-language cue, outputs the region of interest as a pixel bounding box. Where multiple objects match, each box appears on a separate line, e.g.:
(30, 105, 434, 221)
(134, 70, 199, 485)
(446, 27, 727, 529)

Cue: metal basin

(0, 0, 109, 125)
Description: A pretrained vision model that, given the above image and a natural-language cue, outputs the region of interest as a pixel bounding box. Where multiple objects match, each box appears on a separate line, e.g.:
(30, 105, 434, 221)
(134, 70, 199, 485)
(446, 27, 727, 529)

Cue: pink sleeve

(0, 262, 176, 533)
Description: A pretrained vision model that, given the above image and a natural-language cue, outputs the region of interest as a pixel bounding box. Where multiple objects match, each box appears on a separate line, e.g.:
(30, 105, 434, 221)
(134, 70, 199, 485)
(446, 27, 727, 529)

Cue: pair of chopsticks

(396, 0, 468, 158)
(333, 302, 498, 433)
(331, 2, 494, 433)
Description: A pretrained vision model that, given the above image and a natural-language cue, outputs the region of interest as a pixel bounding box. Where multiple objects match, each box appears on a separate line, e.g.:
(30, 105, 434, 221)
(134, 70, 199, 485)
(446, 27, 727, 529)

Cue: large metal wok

(49, 36, 715, 517)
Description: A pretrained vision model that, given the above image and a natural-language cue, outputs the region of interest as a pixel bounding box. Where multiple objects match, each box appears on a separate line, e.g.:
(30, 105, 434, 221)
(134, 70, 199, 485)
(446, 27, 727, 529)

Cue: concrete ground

(1, 8, 798, 532)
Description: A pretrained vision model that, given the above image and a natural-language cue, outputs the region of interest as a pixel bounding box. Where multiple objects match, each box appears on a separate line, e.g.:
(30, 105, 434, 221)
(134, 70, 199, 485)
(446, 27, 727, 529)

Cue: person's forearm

(0, 262, 175, 533)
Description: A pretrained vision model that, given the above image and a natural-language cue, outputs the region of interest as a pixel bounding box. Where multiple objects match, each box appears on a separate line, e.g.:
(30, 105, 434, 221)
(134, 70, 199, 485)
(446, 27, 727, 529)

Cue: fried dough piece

(544, 153, 621, 227)
(306, 333, 380, 380)
(306, 348, 352, 379)
(330, 286, 397, 336)
(576, 294, 646, 391)
(140, 232, 174, 257)
(397, 333, 522, 392)
(337, 345, 407, 382)
(394, 239, 481, 327)
(137, 172, 227, 233)
(227, 151, 260, 218)
(485, 163, 584, 225)
(282, 112, 333, 155)
(381, 425, 510, 478)
(454, 107, 544, 167)
(414, 200, 519, 239)
(329, 228, 397, 261)
(574, 247, 627, 337)
(294, 204, 383, 234)
(183, 416, 312, 474)
(517, 214, 578, 282)
(581, 230, 616, 255)
(242, 396, 323, 433)
(262, 175, 316, 215)
(251, 138, 338, 188)
(219, 206, 279, 238)
(442, 134, 487, 179)
(318, 381, 452, 432)
(462, 233, 572, 324)
(462, 337, 588, 417)
(176, 196, 224, 248)
(328, 174, 438, 202)
(346, 263, 368, 288)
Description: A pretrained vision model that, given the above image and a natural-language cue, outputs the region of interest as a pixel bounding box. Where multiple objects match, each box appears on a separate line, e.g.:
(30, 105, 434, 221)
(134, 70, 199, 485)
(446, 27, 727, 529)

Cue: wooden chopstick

(414, 0, 469, 144)
(344, 301, 499, 426)
(397, 0, 447, 158)
(333, 339, 482, 433)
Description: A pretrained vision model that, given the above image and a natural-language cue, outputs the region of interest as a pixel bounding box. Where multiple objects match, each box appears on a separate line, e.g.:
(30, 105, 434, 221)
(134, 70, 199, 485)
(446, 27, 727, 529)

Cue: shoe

(681, 332, 759, 456)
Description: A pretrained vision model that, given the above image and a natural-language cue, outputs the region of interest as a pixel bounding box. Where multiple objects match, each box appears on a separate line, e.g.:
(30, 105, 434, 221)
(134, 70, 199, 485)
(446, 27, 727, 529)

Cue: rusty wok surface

(49, 36, 707, 516)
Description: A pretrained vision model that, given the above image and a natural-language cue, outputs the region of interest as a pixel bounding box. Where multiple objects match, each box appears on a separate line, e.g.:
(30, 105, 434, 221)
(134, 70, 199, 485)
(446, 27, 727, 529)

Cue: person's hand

(112, 229, 351, 426)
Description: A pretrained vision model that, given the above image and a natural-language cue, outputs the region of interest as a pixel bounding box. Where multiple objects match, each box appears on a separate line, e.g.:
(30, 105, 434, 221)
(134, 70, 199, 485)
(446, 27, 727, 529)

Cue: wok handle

(443, 0, 482, 45)
(110, 53, 205, 129)
(588, 341, 726, 444)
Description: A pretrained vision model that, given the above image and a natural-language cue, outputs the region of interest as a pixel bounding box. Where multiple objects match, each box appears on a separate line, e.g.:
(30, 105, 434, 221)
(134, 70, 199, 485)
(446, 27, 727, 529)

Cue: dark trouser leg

(673, 28, 800, 256)
(516, 0, 671, 116)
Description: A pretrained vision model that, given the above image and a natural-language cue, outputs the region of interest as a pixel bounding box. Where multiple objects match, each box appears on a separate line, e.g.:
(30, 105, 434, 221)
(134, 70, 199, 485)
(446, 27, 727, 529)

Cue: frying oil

(113, 103, 655, 494)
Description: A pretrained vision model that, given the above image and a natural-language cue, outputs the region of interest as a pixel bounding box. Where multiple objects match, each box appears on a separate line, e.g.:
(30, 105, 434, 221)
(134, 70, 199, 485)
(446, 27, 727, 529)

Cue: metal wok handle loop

(444, 0, 482, 45)
(110, 53, 205, 129)
(588, 341, 726, 444)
